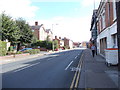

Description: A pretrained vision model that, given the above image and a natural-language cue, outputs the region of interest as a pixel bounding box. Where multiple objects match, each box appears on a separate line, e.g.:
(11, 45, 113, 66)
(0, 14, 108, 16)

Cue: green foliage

(54, 40, 58, 49)
(31, 40, 53, 50)
(26, 49, 40, 54)
(0, 40, 7, 56)
(16, 18, 33, 44)
(46, 41, 52, 50)
(16, 51, 23, 54)
(8, 46, 14, 51)
(1, 13, 20, 45)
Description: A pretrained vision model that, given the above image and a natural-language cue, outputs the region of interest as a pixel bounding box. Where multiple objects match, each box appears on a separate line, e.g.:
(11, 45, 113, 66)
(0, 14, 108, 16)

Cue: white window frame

(101, 8, 106, 29)
(113, 1, 117, 21)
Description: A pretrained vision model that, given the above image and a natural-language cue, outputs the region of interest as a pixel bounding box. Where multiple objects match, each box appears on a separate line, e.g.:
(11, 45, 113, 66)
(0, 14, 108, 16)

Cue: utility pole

(116, 1, 120, 71)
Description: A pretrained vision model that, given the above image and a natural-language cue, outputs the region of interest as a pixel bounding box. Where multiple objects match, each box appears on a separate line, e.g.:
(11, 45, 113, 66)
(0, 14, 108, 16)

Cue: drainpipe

(116, 1, 120, 71)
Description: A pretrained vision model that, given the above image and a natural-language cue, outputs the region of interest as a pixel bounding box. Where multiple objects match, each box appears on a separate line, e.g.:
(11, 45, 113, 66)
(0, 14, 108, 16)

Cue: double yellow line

(70, 52, 84, 90)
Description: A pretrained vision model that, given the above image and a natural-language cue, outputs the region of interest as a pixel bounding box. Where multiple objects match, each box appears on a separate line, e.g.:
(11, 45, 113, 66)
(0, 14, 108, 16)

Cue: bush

(16, 51, 23, 54)
(27, 49, 40, 54)
(0, 40, 7, 56)
(8, 46, 14, 51)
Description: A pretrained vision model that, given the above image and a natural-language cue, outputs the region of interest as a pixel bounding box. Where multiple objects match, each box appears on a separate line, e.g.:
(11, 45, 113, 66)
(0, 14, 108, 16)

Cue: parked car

(19, 48, 32, 52)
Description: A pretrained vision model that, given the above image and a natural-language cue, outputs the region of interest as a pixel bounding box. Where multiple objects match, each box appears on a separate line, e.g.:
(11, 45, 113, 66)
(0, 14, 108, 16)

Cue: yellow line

(74, 54, 84, 88)
(70, 52, 84, 89)
(70, 62, 79, 89)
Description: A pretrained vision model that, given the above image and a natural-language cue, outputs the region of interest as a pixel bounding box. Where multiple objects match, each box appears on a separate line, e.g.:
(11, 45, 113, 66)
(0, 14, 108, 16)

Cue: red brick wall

(33, 29, 39, 40)
(98, 2, 115, 33)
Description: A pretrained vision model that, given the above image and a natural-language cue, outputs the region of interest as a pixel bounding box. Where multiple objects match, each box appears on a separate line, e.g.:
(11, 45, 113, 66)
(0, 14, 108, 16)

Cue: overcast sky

(0, 0, 100, 42)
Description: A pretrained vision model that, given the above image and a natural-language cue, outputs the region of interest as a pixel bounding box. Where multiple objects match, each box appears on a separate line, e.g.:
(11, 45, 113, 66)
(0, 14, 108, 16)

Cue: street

(2, 49, 84, 88)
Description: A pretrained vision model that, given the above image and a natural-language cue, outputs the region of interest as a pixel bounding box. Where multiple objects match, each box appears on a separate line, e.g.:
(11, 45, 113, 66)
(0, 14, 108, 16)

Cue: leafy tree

(53, 40, 58, 50)
(15, 18, 33, 51)
(1, 13, 20, 45)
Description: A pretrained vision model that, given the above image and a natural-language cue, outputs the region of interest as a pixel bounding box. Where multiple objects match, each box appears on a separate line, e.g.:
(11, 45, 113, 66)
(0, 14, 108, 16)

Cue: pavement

(78, 49, 119, 89)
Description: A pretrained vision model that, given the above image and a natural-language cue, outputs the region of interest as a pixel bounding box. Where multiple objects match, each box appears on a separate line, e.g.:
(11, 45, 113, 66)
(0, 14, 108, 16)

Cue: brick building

(31, 22, 53, 41)
(96, 0, 117, 56)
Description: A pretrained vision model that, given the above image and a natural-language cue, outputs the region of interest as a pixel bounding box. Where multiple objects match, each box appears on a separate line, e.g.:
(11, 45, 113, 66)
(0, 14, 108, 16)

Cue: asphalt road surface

(2, 49, 84, 88)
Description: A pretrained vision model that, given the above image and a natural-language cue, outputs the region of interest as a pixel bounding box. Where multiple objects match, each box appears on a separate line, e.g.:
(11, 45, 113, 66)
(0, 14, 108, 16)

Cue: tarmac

(78, 49, 119, 89)
(0, 49, 119, 89)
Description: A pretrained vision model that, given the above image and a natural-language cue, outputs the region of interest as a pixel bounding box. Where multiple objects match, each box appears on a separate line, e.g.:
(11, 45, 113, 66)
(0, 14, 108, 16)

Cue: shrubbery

(25, 49, 40, 54)
(0, 40, 7, 56)
(8, 46, 14, 51)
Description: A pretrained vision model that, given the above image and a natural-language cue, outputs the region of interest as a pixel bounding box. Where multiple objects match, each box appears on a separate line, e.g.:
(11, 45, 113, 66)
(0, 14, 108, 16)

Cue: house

(64, 37, 70, 49)
(73, 42, 80, 48)
(31, 22, 48, 41)
(53, 36, 73, 49)
(96, 0, 117, 56)
(46, 29, 53, 41)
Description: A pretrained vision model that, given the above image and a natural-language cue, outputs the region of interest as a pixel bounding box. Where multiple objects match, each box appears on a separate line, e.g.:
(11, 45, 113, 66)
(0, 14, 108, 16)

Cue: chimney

(59, 37, 61, 39)
(55, 36, 57, 39)
(35, 21, 38, 26)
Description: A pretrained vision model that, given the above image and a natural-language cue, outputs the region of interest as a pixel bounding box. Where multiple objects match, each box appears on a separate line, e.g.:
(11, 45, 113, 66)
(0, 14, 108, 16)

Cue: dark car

(19, 48, 32, 52)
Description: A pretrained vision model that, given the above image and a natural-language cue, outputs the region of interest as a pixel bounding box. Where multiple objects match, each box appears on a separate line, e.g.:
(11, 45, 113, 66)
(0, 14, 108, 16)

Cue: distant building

(81, 41, 88, 48)
(90, 9, 98, 45)
(31, 22, 53, 41)
(46, 29, 53, 41)
(53, 36, 73, 49)
(73, 42, 80, 48)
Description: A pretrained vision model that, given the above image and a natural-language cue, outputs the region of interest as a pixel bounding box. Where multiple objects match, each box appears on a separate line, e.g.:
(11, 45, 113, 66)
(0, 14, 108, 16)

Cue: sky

(0, 0, 100, 42)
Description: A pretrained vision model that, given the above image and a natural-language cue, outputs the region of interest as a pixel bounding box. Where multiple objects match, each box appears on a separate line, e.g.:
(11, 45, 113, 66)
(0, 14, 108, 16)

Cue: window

(112, 34, 118, 48)
(113, 1, 117, 20)
(102, 8, 106, 29)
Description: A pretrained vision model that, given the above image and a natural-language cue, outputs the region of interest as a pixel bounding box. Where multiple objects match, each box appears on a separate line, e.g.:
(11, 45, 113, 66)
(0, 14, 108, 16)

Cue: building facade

(90, 9, 98, 50)
(31, 22, 52, 41)
(97, 0, 117, 56)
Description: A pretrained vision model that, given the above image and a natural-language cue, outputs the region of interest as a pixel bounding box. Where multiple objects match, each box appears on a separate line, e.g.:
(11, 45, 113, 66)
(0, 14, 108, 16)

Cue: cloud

(0, 0, 39, 19)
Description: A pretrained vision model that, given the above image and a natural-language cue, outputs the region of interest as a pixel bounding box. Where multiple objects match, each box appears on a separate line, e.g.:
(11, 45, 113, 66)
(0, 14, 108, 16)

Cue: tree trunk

(17, 43, 20, 51)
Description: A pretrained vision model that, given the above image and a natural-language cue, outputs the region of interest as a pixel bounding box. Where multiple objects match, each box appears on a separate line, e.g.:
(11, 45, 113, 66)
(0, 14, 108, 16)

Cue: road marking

(70, 53, 84, 89)
(13, 62, 40, 72)
(47, 58, 52, 60)
(75, 56, 77, 59)
(65, 61, 73, 70)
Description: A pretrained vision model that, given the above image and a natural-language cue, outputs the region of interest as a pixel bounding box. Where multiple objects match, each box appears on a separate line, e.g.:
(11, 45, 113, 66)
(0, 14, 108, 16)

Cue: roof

(31, 24, 43, 30)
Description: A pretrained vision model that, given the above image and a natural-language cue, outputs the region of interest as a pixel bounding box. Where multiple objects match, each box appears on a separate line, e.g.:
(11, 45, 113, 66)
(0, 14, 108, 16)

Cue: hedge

(0, 40, 7, 56)
(25, 49, 40, 54)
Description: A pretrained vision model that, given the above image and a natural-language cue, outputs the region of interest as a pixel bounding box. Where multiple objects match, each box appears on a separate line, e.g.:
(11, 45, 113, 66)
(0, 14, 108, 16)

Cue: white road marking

(47, 58, 52, 60)
(13, 62, 40, 72)
(65, 61, 73, 70)
(75, 56, 77, 59)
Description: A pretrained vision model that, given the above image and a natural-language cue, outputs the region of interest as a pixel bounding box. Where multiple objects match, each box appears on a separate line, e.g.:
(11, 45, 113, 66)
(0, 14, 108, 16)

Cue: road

(2, 49, 84, 88)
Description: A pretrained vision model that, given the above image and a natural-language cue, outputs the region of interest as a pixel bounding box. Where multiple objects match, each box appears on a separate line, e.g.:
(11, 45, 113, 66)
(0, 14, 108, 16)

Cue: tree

(53, 40, 58, 50)
(1, 13, 20, 45)
(16, 18, 33, 51)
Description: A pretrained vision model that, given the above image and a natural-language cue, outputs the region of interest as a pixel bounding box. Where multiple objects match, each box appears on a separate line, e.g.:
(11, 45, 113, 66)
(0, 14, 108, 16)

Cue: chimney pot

(35, 21, 38, 26)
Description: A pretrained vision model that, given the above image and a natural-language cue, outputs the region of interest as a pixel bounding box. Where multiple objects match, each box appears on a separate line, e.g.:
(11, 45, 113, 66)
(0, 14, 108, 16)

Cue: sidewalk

(78, 49, 119, 89)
